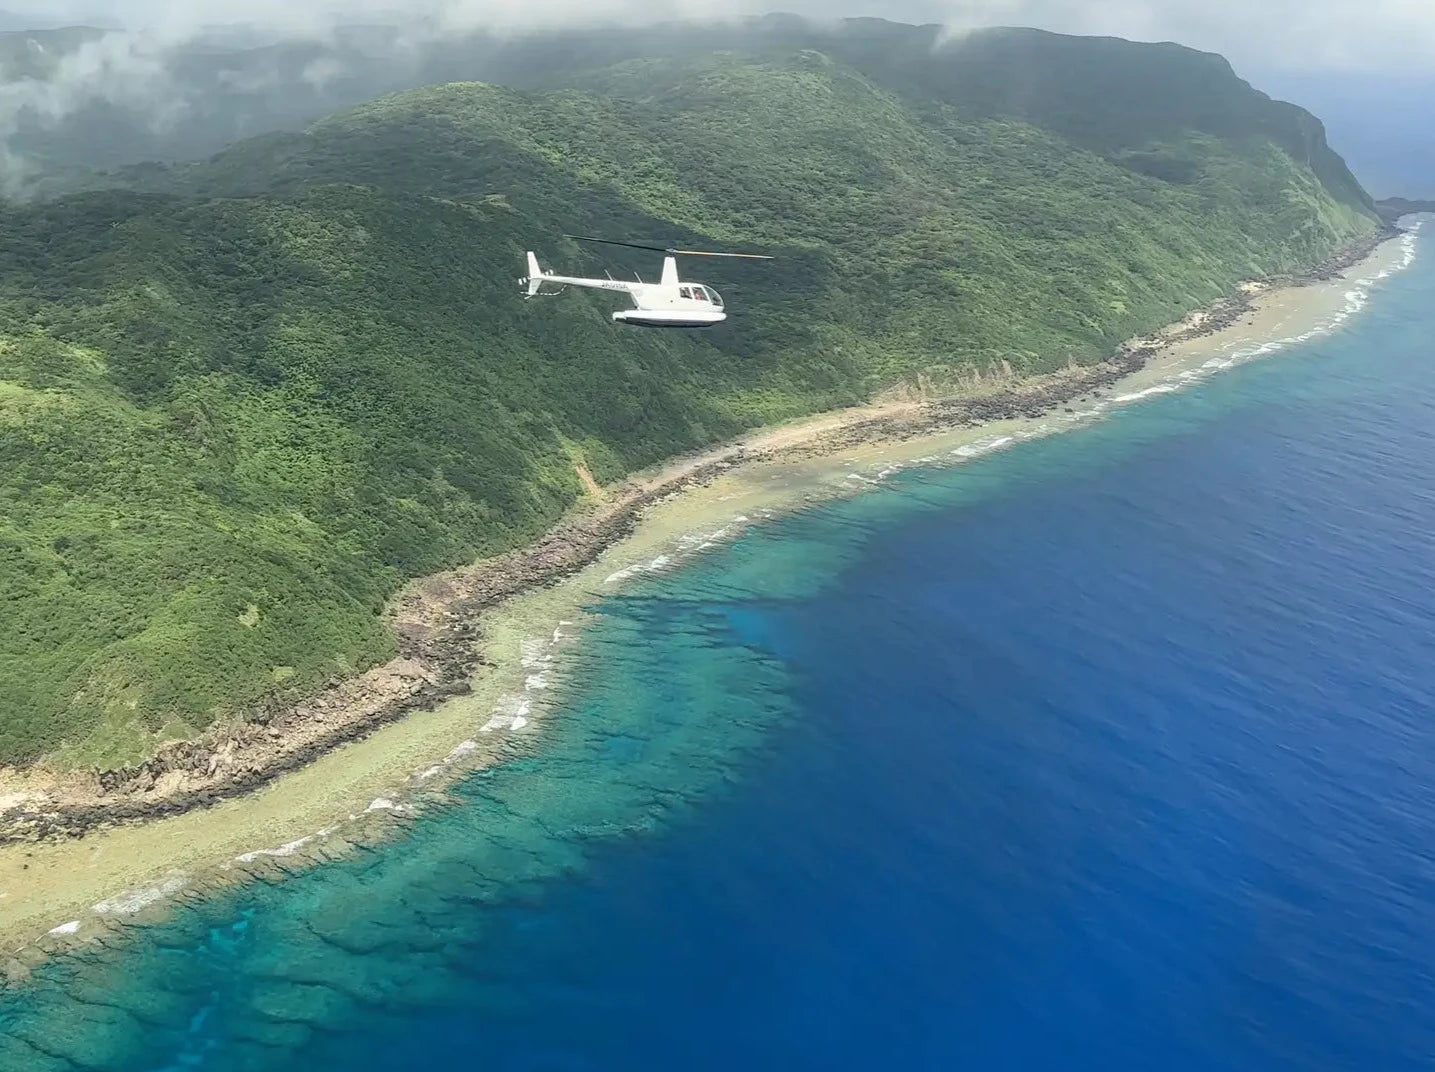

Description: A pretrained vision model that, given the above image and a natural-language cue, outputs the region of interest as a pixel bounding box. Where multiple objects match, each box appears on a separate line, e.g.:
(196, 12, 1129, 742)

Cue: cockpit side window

(679, 286, 693, 299)
(692, 287, 709, 302)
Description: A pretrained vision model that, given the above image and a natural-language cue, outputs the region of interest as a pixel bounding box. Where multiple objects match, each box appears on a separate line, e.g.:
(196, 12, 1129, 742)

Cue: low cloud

(1, 0, 1431, 197)
(3, 0, 781, 198)
(918, 0, 1435, 74)
(34, 0, 1434, 73)
(16, 0, 1435, 72)
(0, 28, 177, 124)
(0, 23, 192, 194)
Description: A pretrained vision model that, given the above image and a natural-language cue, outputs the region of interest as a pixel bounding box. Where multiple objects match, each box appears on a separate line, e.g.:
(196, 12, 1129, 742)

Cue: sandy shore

(0, 225, 1419, 965)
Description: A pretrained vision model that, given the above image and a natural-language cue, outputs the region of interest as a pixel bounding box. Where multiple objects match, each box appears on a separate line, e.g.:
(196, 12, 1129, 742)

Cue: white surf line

(27, 822, 350, 948)
(92, 874, 191, 916)
(957, 434, 1017, 457)
(480, 694, 533, 735)
(39, 874, 193, 944)
(676, 516, 752, 552)
(481, 630, 562, 734)
(416, 739, 479, 781)
(1058, 230, 1426, 423)
(412, 620, 581, 789)
(488, 514, 764, 738)
(230, 838, 312, 865)
(836, 229, 1424, 488)
(601, 553, 672, 587)
(600, 509, 763, 589)
(225, 775, 434, 875)
(224, 810, 377, 866)
(1109, 382, 1183, 404)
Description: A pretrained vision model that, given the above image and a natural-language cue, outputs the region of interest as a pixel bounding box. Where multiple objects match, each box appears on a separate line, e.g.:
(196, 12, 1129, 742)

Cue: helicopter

(520, 235, 772, 328)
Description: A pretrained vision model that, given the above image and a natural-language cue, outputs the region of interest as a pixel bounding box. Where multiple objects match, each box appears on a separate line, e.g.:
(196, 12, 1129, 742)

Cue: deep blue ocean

(4, 227, 1435, 1070)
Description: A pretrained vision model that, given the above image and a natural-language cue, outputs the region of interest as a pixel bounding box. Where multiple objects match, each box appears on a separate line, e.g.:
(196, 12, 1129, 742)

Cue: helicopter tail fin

(523, 252, 544, 297)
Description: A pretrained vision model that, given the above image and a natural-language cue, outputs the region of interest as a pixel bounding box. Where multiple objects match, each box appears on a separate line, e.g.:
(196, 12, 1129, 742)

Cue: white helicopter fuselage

(523, 252, 727, 327)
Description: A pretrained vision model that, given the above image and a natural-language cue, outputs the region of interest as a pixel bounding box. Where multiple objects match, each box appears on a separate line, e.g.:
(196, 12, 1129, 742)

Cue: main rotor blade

(562, 234, 670, 254)
(562, 234, 773, 260)
(669, 250, 774, 260)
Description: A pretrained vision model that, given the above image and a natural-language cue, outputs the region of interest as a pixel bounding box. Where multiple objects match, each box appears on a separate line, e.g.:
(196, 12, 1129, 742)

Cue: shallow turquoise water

(4, 227, 1435, 1069)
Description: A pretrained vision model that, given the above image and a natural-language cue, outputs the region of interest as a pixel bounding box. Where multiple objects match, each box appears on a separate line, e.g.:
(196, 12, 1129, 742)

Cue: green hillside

(0, 26, 1379, 767)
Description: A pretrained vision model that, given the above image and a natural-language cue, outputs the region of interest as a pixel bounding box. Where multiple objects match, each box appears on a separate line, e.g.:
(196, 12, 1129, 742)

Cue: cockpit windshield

(682, 285, 724, 307)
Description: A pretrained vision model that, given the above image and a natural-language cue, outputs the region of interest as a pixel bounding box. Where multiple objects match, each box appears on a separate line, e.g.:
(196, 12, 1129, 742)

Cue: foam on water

(601, 514, 762, 590)
(1111, 383, 1181, 404)
(587, 233, 1424, 531)
(601, 554, 672, 586)
(480, 630, 572, 734)
(481, 694, 532, 734)
(417, 740, 481, 781)
(677, 517, 751, 552)
(234, 835, 321, 864)
(1107, 232, 1418, 395)
(838, 226, 1424, 489)
(955, 435, 1017, 458)
(411, 627, 575, 783)
(1169, 226, 1422, 384)
(26, 876, 199, 948)
(92, 876, 190, 916)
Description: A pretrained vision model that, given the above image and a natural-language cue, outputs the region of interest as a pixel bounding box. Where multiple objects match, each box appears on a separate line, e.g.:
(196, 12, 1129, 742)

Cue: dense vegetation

(0, 22, 1378, 767)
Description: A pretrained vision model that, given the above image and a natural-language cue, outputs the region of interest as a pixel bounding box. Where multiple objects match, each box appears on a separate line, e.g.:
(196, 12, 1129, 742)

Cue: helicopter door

(679, 286, 693, 300)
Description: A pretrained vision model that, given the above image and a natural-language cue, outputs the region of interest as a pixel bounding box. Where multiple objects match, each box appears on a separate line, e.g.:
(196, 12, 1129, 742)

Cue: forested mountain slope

(0, 23, 1380, 767)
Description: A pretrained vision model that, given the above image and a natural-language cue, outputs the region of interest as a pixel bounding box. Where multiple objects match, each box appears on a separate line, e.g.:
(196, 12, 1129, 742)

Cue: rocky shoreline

(0, 226, 1397, 844)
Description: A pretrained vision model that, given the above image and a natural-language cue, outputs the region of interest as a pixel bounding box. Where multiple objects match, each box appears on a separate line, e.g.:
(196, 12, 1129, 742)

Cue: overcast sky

(8, 0, 1435, 75)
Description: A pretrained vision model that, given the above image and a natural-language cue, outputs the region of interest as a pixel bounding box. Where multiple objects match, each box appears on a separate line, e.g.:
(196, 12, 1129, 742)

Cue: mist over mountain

(0, 15, 1391, 201)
